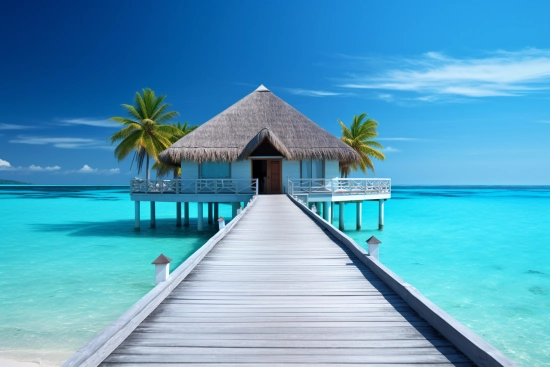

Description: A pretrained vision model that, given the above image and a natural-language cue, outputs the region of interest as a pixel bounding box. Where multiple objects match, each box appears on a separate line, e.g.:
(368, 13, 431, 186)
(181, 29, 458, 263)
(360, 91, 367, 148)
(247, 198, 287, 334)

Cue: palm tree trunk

(146, 154, 150, 180)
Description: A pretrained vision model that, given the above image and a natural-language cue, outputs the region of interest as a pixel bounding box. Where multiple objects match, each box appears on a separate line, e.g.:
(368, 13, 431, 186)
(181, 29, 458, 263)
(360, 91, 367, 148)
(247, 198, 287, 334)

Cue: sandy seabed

(0, 350, 69, 367)
(0, 359, 40, 367)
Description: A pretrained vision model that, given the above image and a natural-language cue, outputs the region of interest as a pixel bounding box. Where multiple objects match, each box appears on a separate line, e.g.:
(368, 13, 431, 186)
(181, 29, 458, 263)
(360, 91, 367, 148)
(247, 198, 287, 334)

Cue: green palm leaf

(108, 88, 180, 179)
(154, 121, 199, 178)
(338, 113, 386, 177)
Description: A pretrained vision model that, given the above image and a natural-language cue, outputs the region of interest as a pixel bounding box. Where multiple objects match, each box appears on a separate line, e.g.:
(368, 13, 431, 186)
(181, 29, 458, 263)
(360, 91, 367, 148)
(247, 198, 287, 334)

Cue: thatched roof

(159, 85, 359, 164)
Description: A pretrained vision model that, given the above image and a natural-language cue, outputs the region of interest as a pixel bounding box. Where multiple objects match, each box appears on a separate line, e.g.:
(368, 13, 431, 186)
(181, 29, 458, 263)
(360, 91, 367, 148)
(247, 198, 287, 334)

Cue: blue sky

(1, 0, 550, 185)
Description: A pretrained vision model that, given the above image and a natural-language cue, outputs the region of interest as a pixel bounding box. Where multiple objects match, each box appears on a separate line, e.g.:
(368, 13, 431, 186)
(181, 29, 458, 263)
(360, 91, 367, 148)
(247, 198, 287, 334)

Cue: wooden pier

(64, 195, 516, 367)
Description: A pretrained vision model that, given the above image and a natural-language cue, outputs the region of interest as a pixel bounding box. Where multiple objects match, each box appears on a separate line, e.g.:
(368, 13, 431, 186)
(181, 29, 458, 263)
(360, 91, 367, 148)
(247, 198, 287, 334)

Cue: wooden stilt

(208, 202, 213, 224)
(356, 201, 362, 230)
(323, 201, 331, 222)
(134, 201, 140, 231)
(176, 202, 182, 227)
(184, 202, 189, 227)
(197, 202, 203, 231)
(232, 202, 239, 218)
(379, 199, 385, 230)
(150, 201, 156, 228)
(339, 202, 345, 231)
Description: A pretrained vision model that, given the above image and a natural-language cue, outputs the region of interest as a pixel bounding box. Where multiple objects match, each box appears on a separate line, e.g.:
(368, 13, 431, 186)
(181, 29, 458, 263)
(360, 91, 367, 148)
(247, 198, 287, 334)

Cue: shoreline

(0, 358, 40, 367)
(0, 350, 70, 367)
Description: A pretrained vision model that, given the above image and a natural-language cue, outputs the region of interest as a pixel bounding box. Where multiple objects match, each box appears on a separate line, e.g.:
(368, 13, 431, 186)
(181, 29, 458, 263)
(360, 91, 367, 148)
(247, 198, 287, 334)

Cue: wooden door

(266, 159, 282, 194)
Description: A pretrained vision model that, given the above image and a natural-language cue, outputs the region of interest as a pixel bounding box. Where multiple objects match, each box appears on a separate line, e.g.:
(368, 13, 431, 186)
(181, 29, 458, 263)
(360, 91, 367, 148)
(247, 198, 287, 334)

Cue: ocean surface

(0, 186, 549, 366)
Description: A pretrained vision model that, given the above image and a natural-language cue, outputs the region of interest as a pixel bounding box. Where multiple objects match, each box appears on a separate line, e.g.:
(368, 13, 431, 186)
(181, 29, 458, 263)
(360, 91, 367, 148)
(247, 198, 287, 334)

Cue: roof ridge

(255, 84, 270, 92)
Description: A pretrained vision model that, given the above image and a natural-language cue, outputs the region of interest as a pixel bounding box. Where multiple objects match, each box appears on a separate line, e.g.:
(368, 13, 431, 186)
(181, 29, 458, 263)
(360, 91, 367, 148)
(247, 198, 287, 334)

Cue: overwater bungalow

(131, 85, 391, 230)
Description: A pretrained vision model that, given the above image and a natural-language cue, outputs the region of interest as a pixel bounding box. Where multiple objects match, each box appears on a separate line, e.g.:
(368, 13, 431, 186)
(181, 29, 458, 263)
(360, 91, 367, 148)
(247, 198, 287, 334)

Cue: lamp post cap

(152, 254, 172, 264)
(366, 236, 382, 245)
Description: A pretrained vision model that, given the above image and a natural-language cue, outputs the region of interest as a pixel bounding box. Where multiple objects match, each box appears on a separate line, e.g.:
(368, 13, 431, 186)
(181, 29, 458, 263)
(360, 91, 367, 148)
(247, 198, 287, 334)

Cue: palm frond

(110, 88, 179, 177)
(338, 113, 385, 176)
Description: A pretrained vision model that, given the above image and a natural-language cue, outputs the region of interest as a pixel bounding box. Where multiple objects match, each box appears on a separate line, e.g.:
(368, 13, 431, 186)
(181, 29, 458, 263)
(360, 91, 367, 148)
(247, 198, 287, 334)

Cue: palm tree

(338, 113, 385, 177)
(109, 88, 180, 179)
(153, 122, 198, 178)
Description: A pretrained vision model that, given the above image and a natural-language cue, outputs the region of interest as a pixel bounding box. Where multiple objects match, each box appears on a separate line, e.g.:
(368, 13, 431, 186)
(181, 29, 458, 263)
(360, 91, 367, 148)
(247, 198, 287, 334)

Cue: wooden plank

(121, 338, 453, 348)
(103, 353, 471, 364)
(90, 195, 490, 367)
(111, 345, 462, 356)
(101, 363, 475, 367)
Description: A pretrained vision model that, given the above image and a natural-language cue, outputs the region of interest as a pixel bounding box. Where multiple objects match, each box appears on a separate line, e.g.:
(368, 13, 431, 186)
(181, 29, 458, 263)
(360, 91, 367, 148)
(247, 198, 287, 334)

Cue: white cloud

(287, 88, 345, 97)
(378, 93, 394, 102)
(78, 164, 97, 173)
(0, 123, 32, 130)
(29, 165, 61, 171)
(339, 48, 550, 100)
(383, 146, 401, 153)
(0, 160, 62, 172)
(58, 118, 119, 128)
(75, 165, 120, 175)
(10, 136, 112, 150)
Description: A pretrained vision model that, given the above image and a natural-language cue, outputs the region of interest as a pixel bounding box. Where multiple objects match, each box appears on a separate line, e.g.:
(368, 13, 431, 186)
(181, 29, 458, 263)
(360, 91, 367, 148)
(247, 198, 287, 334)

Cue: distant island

(0, 178, 30, 185)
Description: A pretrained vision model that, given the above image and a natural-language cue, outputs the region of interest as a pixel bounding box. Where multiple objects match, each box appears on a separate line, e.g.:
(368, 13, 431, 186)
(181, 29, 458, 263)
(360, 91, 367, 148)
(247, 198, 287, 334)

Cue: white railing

(130, 179, 258, 196)
(287, 178, 391, 197)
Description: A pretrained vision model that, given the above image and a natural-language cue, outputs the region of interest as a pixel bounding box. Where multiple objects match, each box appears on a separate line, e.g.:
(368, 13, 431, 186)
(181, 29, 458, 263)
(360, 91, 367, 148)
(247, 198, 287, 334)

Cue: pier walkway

(98, 195, 477, 366)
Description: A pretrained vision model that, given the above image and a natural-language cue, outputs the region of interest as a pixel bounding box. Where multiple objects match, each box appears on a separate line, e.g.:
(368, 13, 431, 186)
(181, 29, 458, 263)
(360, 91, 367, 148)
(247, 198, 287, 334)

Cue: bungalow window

(200, 162, 231, 179)
(300, 159, 324, 179)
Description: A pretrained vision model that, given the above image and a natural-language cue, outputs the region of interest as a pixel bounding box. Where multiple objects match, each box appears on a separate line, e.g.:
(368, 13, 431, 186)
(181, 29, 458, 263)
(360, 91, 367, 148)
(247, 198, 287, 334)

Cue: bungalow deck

(63, 195, 516, 367)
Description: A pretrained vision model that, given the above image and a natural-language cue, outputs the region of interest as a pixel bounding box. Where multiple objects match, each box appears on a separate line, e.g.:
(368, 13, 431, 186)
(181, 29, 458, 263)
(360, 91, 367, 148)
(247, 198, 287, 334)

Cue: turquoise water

(0, 186, 549, 366)
(0, 186, 235, 365)
(336, 187, 550, 367)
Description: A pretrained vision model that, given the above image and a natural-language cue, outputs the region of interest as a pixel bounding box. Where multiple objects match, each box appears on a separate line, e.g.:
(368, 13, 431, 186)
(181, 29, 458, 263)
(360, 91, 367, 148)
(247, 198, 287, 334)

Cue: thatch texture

(159, 86, 360, 164)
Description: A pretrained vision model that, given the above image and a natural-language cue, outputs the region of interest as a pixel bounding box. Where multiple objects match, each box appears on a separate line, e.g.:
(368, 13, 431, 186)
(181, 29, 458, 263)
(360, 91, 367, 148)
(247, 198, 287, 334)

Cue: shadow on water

(30, 218, 219, 240)
(312, 223, 472, 364)
(0, 185, 129, 200)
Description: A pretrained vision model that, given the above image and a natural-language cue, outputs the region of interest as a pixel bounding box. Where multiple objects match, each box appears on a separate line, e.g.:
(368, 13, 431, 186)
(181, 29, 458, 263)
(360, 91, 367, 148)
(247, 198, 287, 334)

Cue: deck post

(176, 202, 182, 227)
(232, 202, 239, 218)
(184, 202, 189, 227)
(214, 202, 219, 219)
(150, 201, 156, 228)
(339, 202, 345, 231)
(379, 199, 385, 230)
(218, 216, 226, 230)
(197, 202, 203, 231)
(323, 201, 330, 222)
(330, 202, 334, 223)
(367, 236, 381, 260)
(152, 254, 171, 284)
(356, 201, 362, 230)
(134, 201, 140, 230)
(208, 202, 213, 224)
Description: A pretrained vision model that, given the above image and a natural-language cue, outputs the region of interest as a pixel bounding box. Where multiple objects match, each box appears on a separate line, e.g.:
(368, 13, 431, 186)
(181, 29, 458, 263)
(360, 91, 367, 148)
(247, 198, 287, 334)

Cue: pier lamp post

(152, 254, 172, 284)
(366, 236, 382, 260)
